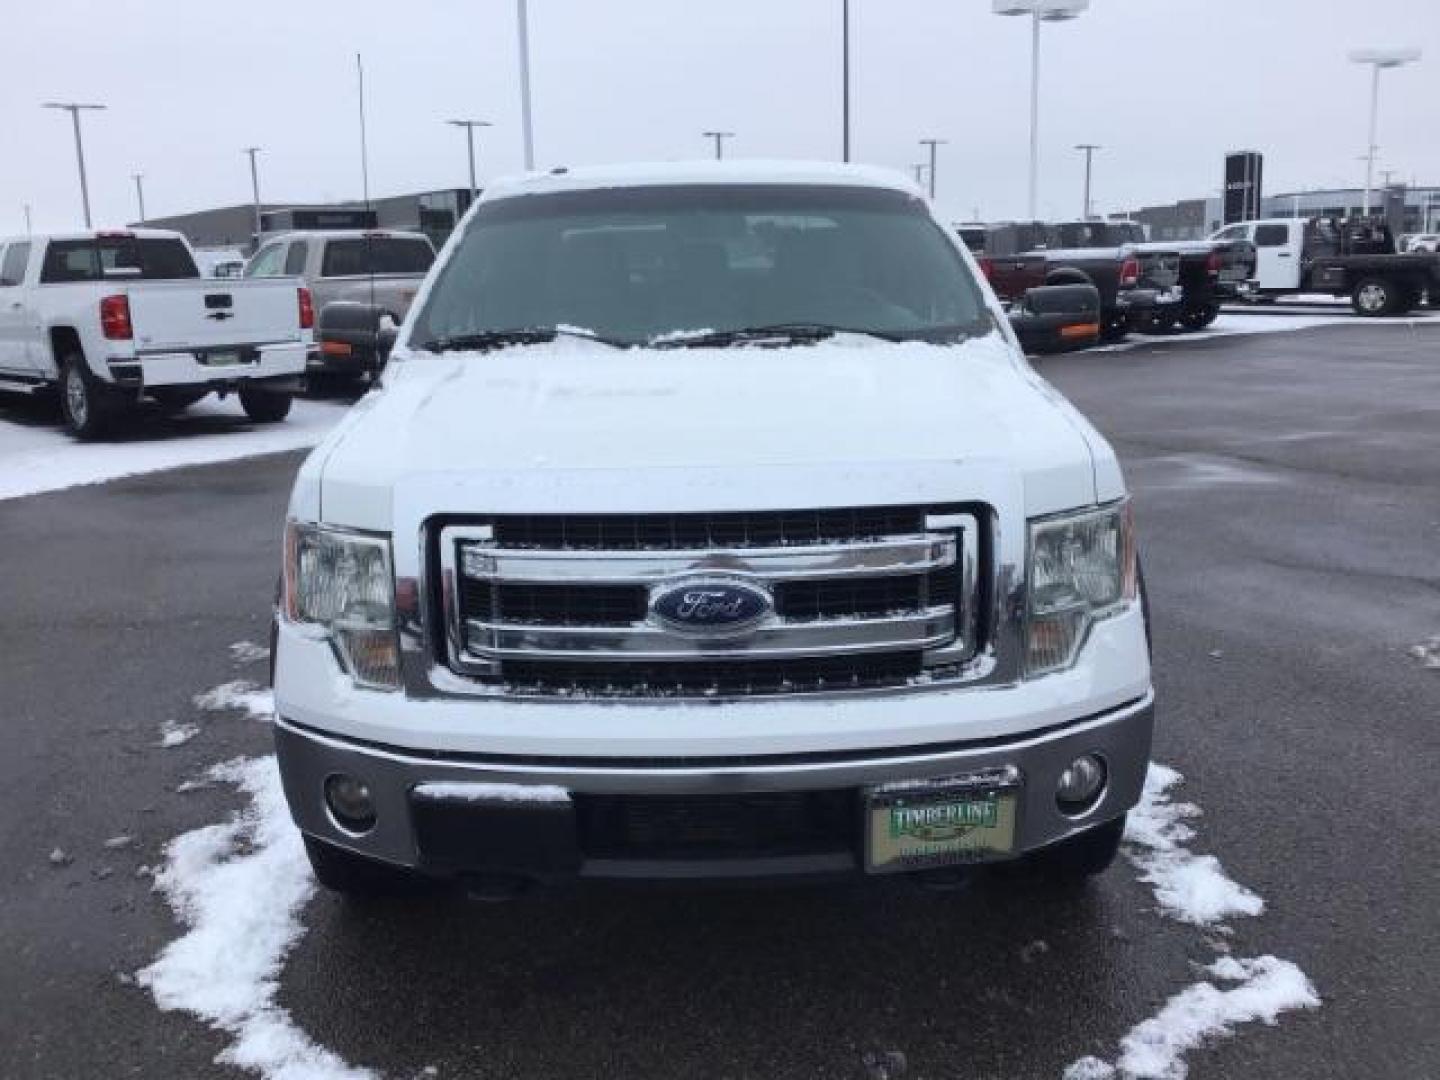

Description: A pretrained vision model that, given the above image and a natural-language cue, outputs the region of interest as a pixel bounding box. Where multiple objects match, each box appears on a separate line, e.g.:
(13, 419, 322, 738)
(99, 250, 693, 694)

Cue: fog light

(1056, 753, 1107, 814)
(324, 774, 377, 832)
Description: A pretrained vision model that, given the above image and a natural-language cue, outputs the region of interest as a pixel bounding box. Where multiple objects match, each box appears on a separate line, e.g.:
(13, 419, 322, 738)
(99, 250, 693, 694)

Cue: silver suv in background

(245, 229, 436, 379)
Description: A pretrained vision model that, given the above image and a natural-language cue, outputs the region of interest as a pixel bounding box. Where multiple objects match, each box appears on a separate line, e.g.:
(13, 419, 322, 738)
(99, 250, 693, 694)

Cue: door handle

(1276, 253, 1292, 258)
(8, 301, 22, 309)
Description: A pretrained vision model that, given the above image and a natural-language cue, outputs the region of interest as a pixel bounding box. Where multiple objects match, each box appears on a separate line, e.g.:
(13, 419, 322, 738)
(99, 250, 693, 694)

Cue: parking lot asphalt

(1, 322, 1437, 1079)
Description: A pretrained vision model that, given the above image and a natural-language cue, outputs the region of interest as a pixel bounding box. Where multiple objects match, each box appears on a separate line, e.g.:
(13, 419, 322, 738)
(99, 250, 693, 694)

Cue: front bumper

(275, 692, 1154, 882)
(106, 342, 307, 388)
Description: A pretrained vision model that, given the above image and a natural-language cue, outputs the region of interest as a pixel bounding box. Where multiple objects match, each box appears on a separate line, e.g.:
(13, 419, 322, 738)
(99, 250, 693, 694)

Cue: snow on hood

(304, 332, 1113, 530)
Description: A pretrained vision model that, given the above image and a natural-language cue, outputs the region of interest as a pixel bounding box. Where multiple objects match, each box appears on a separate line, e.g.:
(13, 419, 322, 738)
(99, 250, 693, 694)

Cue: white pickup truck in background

(0, 229, 311, 437)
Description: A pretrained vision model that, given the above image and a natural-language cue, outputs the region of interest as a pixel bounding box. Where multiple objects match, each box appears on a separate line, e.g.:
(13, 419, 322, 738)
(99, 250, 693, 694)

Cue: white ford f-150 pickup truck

(0, 228, 310, 437)
(273, 162, 1154, 896)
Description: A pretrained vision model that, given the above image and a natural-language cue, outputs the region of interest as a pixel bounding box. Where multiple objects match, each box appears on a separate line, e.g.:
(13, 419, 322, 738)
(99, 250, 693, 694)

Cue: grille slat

(492, 507, 930, 551)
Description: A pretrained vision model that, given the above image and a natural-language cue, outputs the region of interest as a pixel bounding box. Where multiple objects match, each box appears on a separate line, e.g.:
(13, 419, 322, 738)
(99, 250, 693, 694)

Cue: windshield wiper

(651, 323, 905, 349)
(413, 327, 623, 353)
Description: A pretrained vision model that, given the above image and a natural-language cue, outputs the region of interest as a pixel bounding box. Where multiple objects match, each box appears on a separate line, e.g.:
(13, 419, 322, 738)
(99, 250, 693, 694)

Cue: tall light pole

(702, 131, 735, 160)
(42, 102, 106, 227)
(131, 173, 146, 222)
(919, 138, 945, 201)
(911, 163, 928, 186)
(447, 119, 492, 198)
(1349, 48, 1421, 215)
(242, 147, 263, 247)
(1074, 143, 1100, 218)
(23, 204, 33, 236)
(993, 1, 1089, 219)
(516, 0, 535, 169)
(841, 0, 851, 162)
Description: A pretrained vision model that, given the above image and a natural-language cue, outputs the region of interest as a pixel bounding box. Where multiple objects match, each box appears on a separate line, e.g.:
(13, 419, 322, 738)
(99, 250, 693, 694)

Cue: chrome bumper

(275, 692, 1154, 881)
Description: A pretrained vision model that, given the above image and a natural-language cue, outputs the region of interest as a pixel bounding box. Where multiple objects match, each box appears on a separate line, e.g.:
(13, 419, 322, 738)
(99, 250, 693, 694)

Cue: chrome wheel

(1357, 283, 1388, 313)
(65, 365, 89, 428)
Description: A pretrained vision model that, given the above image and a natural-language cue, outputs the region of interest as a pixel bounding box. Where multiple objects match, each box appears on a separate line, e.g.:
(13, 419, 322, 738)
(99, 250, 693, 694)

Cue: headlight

(283, 522, 400, 690)
(1025, 501, 1136, 677)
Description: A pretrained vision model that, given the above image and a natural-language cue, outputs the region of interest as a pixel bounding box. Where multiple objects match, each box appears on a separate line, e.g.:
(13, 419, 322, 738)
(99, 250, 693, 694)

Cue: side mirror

(1008, 283, 1102, 355)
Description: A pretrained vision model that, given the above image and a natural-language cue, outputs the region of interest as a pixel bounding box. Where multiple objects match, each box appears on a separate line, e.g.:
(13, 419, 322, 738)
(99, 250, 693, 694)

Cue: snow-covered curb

(137, 756, 375, 1079)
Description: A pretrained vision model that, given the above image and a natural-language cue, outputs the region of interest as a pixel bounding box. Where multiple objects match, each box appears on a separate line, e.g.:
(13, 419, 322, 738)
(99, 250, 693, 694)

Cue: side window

(1, 242, 30, 286)
(283, 241, 308, 276)
(1214, 225, 1247, 241)
(1254, 224, 1291, 248)
(244, 244, 286, 277)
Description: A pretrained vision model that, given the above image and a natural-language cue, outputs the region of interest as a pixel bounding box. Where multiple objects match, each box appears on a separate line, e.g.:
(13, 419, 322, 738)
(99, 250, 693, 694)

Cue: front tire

(239, 386, 293, 423)
(303, 835, 427, 898)
(60, 354, 117, 440)
(1351, 276, 1397, 317)
(1179, 303, 1220, 330)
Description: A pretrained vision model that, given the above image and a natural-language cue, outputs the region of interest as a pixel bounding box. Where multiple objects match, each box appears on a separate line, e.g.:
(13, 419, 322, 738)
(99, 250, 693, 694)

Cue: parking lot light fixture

(447, 119, 493, 199)
(702, 131, 735, 160)
(993, 0, 1089, 219)
(131, 174, 146, 223)
(919, 138, 946, 201)
(41, 102, 106, 228)
(242, 147, 263, 249)
(1074, 143, 1100, 219)
(1348, 48, 1421, 215)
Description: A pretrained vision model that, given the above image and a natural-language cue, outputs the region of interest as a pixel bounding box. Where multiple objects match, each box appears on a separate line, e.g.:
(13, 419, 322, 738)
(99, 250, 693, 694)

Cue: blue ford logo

(649, 578, 773, 637)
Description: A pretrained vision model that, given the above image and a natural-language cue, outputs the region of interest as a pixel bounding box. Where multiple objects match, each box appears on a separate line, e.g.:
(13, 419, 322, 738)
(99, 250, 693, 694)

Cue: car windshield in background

(39, 237, 199, 282)
(411, 184, 991, 349)
(320, 238, 435, 277)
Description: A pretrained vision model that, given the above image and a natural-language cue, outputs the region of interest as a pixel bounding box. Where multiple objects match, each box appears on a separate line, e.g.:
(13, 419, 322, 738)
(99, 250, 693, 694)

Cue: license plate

(200, 350, 243, 366)
(865, 774, 1018, 874)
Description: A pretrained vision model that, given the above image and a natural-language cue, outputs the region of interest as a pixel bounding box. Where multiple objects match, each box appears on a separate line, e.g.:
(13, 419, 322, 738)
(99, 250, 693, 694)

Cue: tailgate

(127, 279, 303, 352)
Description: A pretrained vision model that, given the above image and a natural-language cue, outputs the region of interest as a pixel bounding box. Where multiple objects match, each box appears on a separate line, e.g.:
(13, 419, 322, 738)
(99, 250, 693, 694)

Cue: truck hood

(301, 331, 1120, 530)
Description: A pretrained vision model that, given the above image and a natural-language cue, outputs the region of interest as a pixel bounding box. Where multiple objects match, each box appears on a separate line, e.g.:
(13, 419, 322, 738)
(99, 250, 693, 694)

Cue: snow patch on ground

(194, 680, 275, 722)
(137, 755, 375, 1080)
(1408, 636, 1440, 670)
(230, 641, 272, 665)
(160, 721, 200, 748)
(1093, 308, 1436, 353)
(0, 398, 349, 502)
(1123, 764, 1264, 929)
(1062, 765, 1319, 1079)
(1062, 956, 1320, 1080)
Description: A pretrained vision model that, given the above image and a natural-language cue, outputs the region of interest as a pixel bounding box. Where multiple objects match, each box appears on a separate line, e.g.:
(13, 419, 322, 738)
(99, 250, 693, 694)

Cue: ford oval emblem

(649, 577, 773, 638)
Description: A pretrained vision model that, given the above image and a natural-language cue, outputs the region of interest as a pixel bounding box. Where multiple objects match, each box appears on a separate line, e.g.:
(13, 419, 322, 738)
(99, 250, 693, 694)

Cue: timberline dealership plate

(864, 770, 1019, 874)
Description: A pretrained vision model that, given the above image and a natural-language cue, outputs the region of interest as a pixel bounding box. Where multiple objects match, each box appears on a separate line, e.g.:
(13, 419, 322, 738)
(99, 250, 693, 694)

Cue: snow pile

(1062, 765, 1320, 1079)
(1122, 764, 1263, 928)
(194, 680, 275, 722)
(0, 398, 349, 502)
(1062, 956, 1319, 1080)
(137, 755, 374, 1080)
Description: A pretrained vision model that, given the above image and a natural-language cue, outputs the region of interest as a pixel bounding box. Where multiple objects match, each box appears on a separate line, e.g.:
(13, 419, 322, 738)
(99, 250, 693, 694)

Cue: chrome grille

(436, 506, 981, 700)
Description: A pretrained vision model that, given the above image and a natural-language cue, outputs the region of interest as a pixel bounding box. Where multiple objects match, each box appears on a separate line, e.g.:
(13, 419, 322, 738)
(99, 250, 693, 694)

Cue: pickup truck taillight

(1119, 256, 1140, 288)
(1205, 250, 1223, 275)
(298, 287, 315, 330)
(100, 295, 133, 340)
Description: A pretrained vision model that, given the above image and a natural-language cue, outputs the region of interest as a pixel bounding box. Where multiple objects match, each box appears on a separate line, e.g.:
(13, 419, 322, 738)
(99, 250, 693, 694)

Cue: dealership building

(1123, 184, 1440, 241)
(136, 187, 476, 253)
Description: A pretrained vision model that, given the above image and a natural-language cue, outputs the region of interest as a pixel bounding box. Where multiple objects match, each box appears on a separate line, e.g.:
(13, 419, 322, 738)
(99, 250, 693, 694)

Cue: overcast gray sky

(3, 0, 1438, 233)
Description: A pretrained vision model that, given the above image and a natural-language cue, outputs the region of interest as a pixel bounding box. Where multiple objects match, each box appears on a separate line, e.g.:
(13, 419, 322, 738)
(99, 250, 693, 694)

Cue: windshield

(412, 184, 990, 348)
(320, 237, 435, 277)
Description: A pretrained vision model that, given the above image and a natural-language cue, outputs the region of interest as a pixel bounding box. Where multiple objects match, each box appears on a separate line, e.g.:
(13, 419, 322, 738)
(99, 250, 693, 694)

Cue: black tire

(59, 353, 118, 440)
(1179, 303, 1220, 331)
(1030, 815, 1127, 881)
(303, 835, 428, 898)
(239, 386, 293, 423)
(1100, 310, 1131, 343)
(1351, 276, 1398, 317)
(1138, 309, 1179, 334)
(151, 387, 209, 415)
